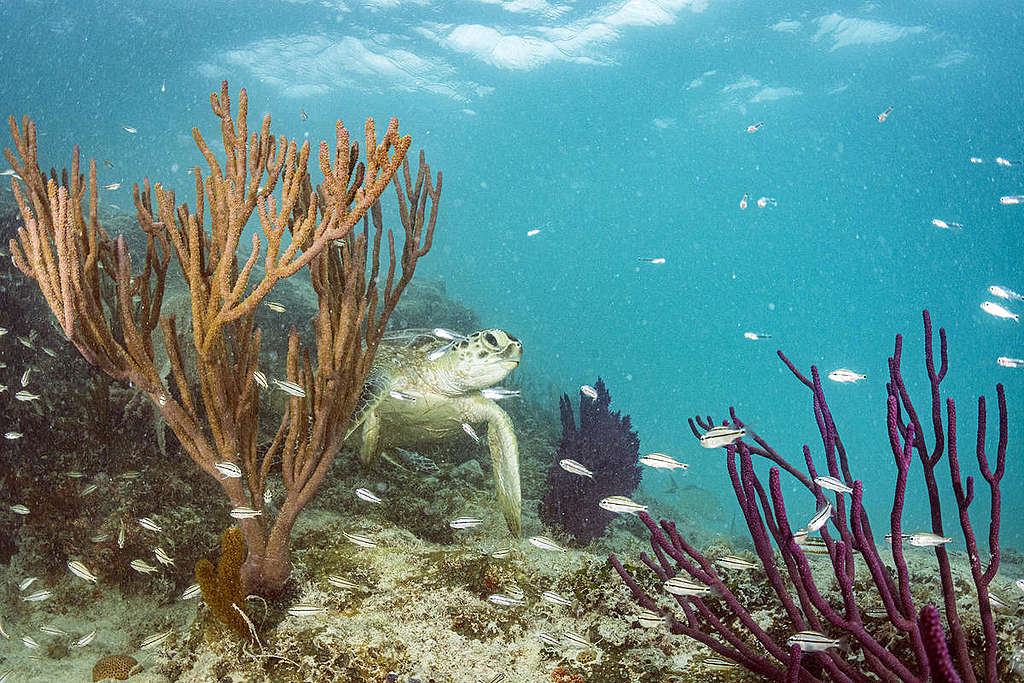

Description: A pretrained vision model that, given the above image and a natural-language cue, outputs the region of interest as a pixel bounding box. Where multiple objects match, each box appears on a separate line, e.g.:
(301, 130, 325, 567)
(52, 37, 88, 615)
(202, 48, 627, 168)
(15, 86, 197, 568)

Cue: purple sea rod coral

(609, 311, 1008, 681)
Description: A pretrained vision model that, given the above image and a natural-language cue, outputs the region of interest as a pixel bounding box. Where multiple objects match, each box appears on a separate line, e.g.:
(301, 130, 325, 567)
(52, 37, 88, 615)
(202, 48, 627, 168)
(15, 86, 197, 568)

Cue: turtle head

(447, 329, 522, 392)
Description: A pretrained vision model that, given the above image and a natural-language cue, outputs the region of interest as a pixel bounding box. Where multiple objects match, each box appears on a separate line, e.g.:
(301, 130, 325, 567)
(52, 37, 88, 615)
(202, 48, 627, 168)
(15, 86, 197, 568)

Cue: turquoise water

(3, 0, 1022, 548)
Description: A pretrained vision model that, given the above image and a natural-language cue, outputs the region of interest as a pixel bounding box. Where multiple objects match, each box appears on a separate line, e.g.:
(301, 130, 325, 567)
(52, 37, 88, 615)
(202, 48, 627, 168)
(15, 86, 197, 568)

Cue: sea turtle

(346, 329, 524, 536)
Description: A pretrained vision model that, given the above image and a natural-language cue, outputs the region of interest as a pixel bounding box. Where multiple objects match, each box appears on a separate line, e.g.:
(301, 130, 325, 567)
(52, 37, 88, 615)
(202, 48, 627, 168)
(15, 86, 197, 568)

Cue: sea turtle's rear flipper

(480, 403, 521, 537)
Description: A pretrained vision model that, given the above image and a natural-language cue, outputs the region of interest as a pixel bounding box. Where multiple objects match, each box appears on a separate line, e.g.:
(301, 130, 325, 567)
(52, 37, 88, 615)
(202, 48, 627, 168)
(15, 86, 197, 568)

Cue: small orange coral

(551, 665, 586, 683)
(92, 654, 141, 681)
(195, 526, 255, 641)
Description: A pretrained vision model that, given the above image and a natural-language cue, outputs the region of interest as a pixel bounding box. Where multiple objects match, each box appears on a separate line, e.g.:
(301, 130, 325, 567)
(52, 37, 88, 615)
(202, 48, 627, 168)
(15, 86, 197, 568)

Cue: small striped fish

(806, 503, 832, 533)
(528, 536, 566, 553)
(663, 576, 711, 597)
(449, 517, 483, 530)
(813, 476, 853, 494)
(598, 496, 647, 515)
(787, 630, 844, 652)
(639, 452, 688, 470)
(714, 555, 759, 571)
(559, 458, 593, 478)
(140, 629, 174, 650)
(288, 604, 327, 617)
(342, 531, 377, 548)
(699, 426, 745, 449)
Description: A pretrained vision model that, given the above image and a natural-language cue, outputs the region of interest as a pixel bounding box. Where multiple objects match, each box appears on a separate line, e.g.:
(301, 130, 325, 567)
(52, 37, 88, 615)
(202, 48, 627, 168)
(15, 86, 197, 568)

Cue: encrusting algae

(195, 526, 255, 642)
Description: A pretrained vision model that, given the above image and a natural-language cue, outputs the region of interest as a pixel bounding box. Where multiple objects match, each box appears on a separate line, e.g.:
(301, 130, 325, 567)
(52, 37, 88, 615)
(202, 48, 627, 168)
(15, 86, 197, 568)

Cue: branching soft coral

(539, 378, 641, 544)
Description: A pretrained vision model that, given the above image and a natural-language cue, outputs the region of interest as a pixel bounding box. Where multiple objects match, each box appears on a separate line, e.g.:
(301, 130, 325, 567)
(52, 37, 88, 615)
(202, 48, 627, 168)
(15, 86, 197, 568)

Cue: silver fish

(14, 390, 39, 402)
(3, 432, 23, 440)
(18, 577, 38, 591)
(9, 504, 29, 515)
(715, 555, 759, 571)
(637, 610, 667, 627)
(119, 471, 141, 480)
(388, 390, 417, 401)
(80, 483, 99, 497)
(0, 617, 8, 639)
(68, 560, 98, 583)
(807, 503, 833, 533)
(450, 517, 484, 529)
(699, 426, 745, 448)
(827, 368, 866, 383)
(537, 631, 561, 647)
(639, 452, 688, 470)
(130, 559, 159, 574)
(138, 517, 162, 532)
(342, 531, 377, 548)
(22, 589, 52, 602)
(907, 533, 952, 547)
(327, 576, 360, 590)
(788, 630, 844, 652)
(39, 625, 68, 637)
(997, 357, 1024, 368)
(1015, 578, 1024, 594)
(462, 422, 480, 442)
(102, 182, 121, 191)
(118, 520, 126, 548)
(598, 495, 647, 514)
(432, 328, 465, 341)
(21, 636, 39, 649)
(265, 301, 286, 313)
(122, 126, 137, 134)
(980, 301, 1019, 322)
(288, 604, 327, 617)
(355, 488, 382, 504)
(154, 547, 174, 566)
(487, 593, 525, 607)
(140, 629, 174, 650)
(214, 462, 242, 479)
(664, 576, 712, 597)
(272, 378, 306, 398)
(490, 543, 513, 560)
(181, 583, 202, 600)
(561, 631, 592, 648)
(528, 536, 566, 552)
(229, 506, 262, 519)
(703, 656, 740, 671)
(75, 630, 97, 647)
(558, 458, 593, 478)
(814, 476, 853, 494)
(580, 384, 598, 400)
(67, 471, 86, 478)
(480, 387, 520, 400)
(540, 590, 571, 607)
(253, 370, 268, 389)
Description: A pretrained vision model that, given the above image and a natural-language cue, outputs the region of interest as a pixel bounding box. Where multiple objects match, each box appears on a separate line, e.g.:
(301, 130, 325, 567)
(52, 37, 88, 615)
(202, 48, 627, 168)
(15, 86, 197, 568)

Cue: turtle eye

(483, 332, 499, 348)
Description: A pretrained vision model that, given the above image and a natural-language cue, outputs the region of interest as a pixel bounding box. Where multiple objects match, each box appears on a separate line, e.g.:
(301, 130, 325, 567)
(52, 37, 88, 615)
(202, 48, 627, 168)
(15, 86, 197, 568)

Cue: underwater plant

(539, 378, 642, 544)
(610, 311, 1008, 681)
(4, 81, 440, 597)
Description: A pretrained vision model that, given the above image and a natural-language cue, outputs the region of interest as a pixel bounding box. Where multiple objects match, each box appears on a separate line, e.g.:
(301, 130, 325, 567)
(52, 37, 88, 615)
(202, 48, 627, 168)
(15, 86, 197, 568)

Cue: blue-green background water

(3, 0, 1022, 547)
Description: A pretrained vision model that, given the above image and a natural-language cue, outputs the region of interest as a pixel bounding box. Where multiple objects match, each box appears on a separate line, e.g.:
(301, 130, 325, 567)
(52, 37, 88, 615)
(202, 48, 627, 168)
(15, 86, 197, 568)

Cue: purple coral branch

(612, 311, 1006, 682)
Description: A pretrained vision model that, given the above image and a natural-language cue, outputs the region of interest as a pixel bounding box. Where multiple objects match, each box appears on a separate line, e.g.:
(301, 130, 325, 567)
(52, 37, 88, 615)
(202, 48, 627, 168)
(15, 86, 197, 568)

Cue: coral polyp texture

(539, 378, 642, 544)
(610, 311, 1011, 681)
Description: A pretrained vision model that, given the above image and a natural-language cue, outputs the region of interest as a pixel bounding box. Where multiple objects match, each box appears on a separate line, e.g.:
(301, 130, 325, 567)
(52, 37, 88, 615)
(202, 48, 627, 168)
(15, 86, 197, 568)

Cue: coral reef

(539, 379, 642, 544)
(195, 526, 253, 642)
(610, 311, 1010, 681)
(4, 80, 439, 596)
(91, 654, 141, 681)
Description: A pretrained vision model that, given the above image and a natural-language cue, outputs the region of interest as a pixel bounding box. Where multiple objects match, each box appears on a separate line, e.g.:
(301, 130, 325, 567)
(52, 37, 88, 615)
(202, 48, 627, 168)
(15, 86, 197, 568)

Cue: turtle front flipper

(358, 411, 384, 467)
(469, 398, 522, 537)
